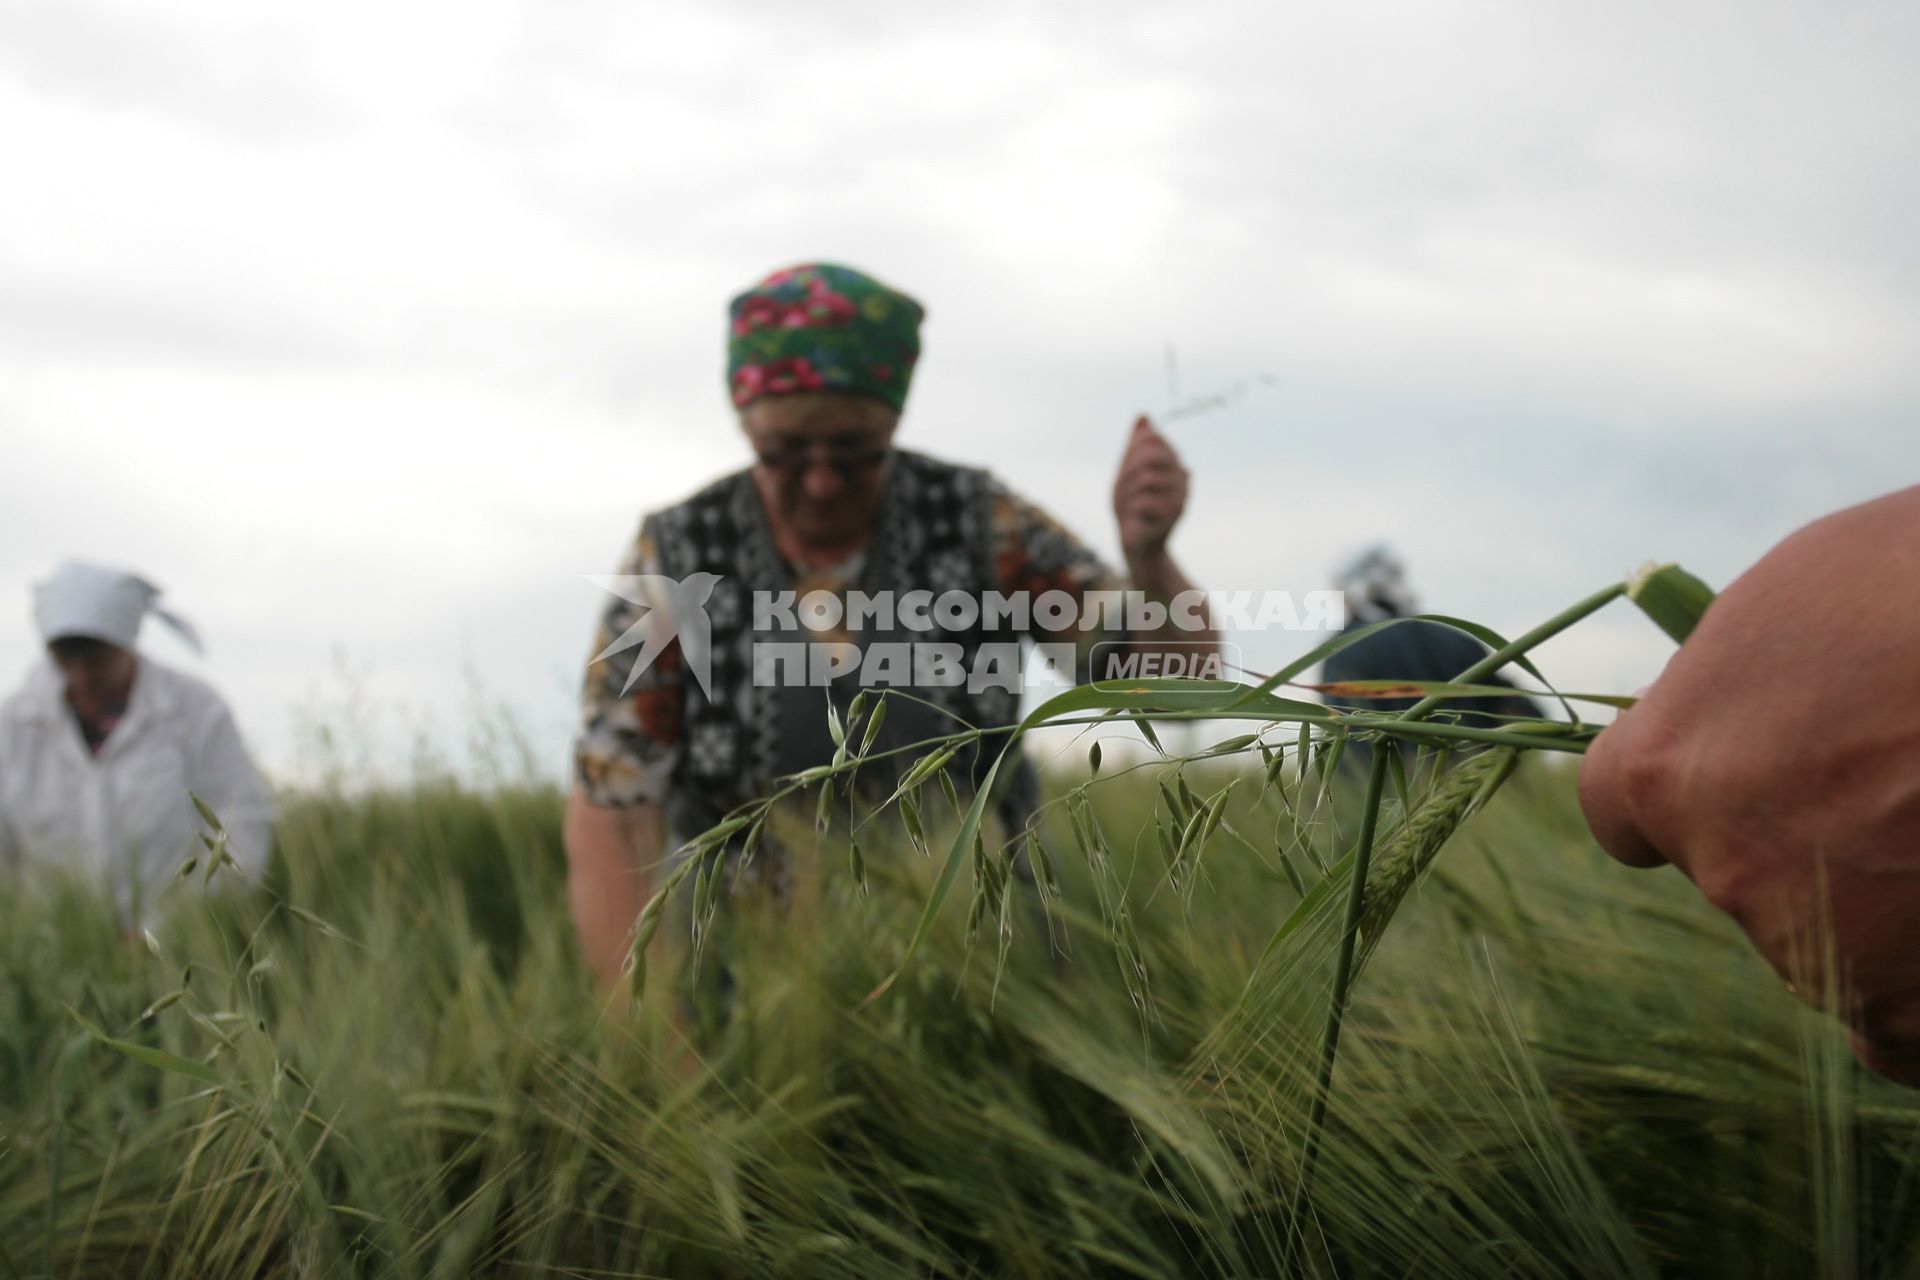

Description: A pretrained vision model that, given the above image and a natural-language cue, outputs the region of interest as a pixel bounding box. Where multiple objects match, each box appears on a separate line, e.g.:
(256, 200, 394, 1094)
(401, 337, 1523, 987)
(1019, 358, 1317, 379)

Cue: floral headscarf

(726, 263, 924, 413)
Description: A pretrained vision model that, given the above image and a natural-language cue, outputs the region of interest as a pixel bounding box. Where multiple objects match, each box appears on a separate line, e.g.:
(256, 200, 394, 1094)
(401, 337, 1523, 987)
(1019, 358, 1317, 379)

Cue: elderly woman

(0, 562, 274, 921)
(566, 263, 1214, 987)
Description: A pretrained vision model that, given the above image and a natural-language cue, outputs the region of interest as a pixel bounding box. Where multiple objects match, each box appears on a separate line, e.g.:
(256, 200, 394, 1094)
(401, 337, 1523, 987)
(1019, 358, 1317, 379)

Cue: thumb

(1578, 706, 1670, 869)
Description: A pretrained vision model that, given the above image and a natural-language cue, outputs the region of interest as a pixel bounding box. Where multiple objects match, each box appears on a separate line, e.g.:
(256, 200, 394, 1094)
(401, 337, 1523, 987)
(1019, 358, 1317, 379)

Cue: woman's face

(740, 392, 899, 556)
(48, 636, 138, 715)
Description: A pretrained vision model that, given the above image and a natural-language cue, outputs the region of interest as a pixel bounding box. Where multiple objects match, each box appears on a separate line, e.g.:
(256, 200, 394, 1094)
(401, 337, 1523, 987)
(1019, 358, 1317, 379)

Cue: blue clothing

(1321, 617, 1542, 756)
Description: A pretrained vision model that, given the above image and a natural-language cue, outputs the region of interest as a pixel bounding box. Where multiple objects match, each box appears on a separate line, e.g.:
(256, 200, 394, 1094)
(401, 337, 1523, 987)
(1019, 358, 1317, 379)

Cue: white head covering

(1333, 544, 1418, 624)
(31, 561, 203, 654)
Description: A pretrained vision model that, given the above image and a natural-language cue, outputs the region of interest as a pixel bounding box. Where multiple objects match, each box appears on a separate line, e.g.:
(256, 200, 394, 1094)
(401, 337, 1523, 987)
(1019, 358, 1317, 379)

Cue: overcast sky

(2, 0, 1916, 784)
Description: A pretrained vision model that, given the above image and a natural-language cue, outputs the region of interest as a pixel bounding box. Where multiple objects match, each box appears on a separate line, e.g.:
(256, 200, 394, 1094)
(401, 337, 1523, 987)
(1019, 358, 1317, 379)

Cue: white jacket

(0, 657, 274, 918)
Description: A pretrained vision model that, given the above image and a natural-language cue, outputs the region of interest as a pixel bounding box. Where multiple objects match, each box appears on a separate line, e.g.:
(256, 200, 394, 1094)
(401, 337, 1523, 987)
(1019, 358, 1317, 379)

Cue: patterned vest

(647, 449, 1037, 849)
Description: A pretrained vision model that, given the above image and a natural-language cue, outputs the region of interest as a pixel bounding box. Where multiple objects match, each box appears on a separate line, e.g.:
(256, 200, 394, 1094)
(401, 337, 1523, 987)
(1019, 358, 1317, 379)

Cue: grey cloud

(2, 0, 1915, 779)
(1155, 3, 1920, 292)
(0, 253, 697, 418)
(0, 0, 355, 144)
(0, 260, 375, 373)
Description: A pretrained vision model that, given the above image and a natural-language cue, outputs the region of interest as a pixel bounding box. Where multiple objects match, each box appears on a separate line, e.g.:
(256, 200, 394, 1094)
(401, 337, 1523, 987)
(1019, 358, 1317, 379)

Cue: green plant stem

(1283, 580, 1630, 1263)
(1401, 582, 1628, 724)
(1283, 743, 1389, 1270)
(1038, 713, 1595, 754)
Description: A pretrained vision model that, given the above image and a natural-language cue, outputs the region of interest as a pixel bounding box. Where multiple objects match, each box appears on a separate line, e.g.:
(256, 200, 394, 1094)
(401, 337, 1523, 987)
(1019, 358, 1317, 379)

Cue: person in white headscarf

(0, 561, 274, 921)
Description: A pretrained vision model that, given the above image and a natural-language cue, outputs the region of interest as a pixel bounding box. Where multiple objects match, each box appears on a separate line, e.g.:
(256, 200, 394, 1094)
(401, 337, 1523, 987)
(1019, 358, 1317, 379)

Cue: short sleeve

(987, 479, 1129, 683)
(573, 519, 684, 807)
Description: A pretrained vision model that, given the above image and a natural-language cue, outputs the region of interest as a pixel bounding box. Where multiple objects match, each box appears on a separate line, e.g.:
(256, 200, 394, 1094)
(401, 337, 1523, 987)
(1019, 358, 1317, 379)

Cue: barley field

(4, 749, 1917, 1279)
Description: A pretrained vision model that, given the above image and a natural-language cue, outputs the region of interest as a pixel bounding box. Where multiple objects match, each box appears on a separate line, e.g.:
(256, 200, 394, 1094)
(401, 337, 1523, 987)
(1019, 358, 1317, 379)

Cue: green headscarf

(726, 263, 924, 413)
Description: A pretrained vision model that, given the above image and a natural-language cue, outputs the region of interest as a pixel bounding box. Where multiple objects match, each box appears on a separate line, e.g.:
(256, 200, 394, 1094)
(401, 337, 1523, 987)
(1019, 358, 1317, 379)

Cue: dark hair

(48, 635, 121, 662)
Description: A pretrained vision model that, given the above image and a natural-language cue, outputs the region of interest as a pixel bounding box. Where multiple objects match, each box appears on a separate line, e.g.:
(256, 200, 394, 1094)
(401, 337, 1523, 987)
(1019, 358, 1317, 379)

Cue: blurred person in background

(1319, 545, 1542, 766)
(566, 262, 1216, 991)
(0, 561, 275, 922)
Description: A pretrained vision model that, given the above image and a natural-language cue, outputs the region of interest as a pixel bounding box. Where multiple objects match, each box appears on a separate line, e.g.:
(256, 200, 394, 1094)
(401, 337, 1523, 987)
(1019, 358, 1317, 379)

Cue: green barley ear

(1355, 747, 1520, 972)
(1628, 562, 1716, 644)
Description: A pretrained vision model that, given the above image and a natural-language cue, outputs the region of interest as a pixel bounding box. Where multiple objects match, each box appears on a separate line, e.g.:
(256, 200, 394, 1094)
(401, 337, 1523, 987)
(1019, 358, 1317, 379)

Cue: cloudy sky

(2, 0, 1916, 784)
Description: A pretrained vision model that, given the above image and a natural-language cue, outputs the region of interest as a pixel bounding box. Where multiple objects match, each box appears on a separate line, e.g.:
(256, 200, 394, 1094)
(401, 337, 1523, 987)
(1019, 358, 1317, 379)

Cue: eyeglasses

(753, 438, 892, 478)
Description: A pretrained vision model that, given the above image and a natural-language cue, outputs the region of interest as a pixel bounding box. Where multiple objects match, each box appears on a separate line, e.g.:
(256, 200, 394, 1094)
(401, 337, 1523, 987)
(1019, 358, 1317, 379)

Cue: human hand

(1580, 485, 1920, 1083)
(1112, 415, 1190, 564)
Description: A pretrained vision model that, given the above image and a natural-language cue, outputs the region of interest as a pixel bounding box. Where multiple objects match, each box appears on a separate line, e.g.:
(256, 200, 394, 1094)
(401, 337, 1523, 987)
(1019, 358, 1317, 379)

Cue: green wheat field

(5, 743, 1919, 1279)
